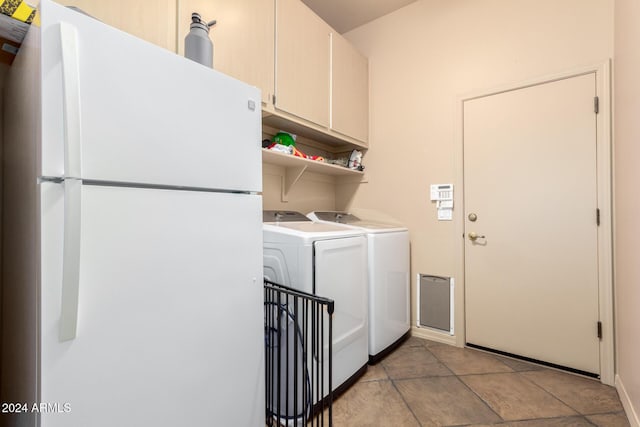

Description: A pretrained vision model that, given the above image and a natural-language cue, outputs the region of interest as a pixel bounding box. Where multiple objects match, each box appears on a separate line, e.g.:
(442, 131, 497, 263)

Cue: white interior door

(463, 73, 600, 375)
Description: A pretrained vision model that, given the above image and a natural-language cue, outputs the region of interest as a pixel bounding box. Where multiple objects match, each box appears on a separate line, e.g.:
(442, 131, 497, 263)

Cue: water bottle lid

(190, 12, 216, 33)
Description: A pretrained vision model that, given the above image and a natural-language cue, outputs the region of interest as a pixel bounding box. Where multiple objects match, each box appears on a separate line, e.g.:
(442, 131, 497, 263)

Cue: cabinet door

(331, 32, 369, 144)
(275, 0, 330, 128)
(178, 0, 275, 105)
(55, 0, 176, 52)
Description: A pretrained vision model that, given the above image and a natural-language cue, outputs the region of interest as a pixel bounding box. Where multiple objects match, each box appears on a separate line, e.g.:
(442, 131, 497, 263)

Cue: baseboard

(411, 326, 457, 346)
(616, 374, 640, 427)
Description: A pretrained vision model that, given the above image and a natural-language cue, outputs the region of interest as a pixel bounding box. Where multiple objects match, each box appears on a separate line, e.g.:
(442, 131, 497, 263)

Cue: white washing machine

(307, 211, 410, 363)
(263, 211, 369, 397)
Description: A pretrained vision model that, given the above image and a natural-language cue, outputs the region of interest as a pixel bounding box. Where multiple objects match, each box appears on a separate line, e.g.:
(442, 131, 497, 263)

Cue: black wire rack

(264, 279, 334, 427)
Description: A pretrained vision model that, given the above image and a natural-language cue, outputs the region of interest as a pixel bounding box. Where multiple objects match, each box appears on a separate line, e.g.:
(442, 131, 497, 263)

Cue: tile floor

(328, 337, 629, 427)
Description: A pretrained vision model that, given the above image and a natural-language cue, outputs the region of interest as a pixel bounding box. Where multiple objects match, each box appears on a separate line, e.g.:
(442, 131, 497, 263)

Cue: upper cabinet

(274, 0, 330, 129)
(331, 32, 369, 144)
(267, 0, 368, 148)
(55, 0, 177, 52)
(177, 0, 275, 105)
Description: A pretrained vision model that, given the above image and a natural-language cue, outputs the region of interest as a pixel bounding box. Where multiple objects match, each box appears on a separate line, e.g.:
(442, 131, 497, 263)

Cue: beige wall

(341, 0, 613, 328)
(262, 163, 337, 213)
(613, 0, 640, 422)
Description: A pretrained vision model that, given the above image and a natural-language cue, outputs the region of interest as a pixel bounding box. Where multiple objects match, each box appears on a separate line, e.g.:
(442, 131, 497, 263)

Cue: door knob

(468, 231, 485, 241)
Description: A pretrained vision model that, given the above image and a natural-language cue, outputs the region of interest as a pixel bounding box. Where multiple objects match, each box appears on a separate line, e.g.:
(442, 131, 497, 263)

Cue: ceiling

(301, 0, 418, 34)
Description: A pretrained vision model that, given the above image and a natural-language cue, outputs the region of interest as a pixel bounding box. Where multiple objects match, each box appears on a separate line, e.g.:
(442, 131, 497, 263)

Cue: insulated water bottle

(184, 12, 216, 68)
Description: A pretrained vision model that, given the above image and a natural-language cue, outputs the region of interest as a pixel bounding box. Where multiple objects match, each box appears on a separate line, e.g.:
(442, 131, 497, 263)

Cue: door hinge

(272, 94, 276, 105)
(596, 208, 601, 226)
(597, 321, 603, 339)
(594, 96, 599, 114)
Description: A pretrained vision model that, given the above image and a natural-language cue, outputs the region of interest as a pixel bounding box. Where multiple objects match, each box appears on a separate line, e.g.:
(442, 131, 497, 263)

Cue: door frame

(453, 61, 613, 385)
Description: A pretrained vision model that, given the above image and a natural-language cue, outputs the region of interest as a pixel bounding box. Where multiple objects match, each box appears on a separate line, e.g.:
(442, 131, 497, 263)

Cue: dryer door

(314, 236, 368, 389)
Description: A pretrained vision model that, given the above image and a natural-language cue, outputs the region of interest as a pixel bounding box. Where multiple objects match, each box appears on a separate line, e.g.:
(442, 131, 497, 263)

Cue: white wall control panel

(431, 184, 454, 221)
(430, 184, 453, 201)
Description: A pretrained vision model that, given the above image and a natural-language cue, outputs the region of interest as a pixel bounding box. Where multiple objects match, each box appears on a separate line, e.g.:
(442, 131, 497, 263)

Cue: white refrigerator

(1, 1, 264, 426)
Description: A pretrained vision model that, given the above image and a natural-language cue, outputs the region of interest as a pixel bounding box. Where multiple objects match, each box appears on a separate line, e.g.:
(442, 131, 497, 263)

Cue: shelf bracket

(281, 164, 307, 202)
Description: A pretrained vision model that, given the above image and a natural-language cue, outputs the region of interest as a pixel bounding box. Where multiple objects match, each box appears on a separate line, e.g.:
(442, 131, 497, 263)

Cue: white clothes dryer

(307, 211, 411, 363)
(263, 211, 369, 396)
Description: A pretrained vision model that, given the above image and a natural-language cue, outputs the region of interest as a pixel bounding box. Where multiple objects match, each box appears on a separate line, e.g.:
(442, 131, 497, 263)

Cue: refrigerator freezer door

(40, 182, 264, 426)
(39, 1, 261, 192)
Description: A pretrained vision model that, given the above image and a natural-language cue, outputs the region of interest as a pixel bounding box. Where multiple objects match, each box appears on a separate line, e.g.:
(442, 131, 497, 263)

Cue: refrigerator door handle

(59, 22, 82, 179)
(60, 178, 82, 341)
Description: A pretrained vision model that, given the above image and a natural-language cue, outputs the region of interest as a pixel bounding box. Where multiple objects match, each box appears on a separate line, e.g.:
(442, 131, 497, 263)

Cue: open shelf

(262, 148, 364, 199)
(262, 148, 363, 176)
